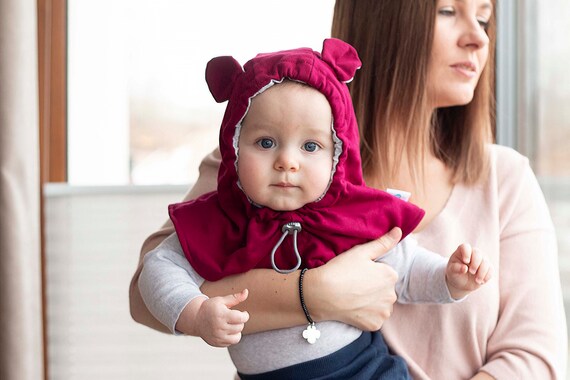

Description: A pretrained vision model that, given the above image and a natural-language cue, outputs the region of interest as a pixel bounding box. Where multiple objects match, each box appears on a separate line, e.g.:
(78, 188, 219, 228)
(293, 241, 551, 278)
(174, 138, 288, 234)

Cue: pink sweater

(164, 144, 567, 379)
(383, 145, 567, 379)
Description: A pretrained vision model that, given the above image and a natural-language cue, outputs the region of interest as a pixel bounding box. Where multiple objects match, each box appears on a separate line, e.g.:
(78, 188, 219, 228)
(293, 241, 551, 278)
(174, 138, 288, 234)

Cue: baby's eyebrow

(240, 122, 273, 133)
(305, 128, 332, 139)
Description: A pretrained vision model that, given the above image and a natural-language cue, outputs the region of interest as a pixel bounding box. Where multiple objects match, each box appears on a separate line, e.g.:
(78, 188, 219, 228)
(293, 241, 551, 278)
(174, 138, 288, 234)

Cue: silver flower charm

(302, 323, 321, 344)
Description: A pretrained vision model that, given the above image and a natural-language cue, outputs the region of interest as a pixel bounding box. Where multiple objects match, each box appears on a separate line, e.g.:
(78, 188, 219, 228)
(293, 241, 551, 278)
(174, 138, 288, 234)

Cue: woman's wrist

(202, 269, 310, 333)
(302, 266, 335, 322)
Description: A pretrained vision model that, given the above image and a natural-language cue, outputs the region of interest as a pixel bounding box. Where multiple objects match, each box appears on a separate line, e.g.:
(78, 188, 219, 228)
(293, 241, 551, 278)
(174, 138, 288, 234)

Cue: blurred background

(1, 0, 568, 379)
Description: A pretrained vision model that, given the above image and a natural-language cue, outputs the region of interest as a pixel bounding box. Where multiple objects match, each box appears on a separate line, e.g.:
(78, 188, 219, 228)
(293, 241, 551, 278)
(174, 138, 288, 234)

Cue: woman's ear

(321, 38, 362, 83)
(205, 56, 244, 103)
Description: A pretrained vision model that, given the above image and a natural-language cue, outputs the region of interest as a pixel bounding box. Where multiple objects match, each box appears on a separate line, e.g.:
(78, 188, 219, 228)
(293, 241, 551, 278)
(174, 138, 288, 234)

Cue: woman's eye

(477, 18, 489, 30)
(438, 7, 455, 16)
(257, 138, 275, 149)
(303, 141, 320, 152)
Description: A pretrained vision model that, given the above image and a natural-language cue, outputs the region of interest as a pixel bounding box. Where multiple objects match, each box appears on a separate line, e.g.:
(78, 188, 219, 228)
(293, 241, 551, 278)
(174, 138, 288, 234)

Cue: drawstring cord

(271, 222, 302, 274)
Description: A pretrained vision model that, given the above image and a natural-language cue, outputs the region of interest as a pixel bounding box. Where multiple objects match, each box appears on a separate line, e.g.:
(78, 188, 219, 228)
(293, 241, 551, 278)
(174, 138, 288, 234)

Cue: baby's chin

(263, 200, 307, 212)
(269, 204, 302, 212)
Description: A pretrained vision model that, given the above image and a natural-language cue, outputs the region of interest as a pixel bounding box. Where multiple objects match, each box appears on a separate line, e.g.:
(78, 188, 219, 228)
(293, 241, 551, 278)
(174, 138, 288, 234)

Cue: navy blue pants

(238, 331, 411, 380)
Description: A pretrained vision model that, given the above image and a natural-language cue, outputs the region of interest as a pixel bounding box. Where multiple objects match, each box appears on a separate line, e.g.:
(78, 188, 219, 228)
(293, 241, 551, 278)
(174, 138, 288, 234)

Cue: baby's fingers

(224, 332, 243, 346)
(448, 261, 468, 275)
(209, 319, 246, 347)
(220, 319, 246, 346)
(212, 331, 243, 347)
(457, 243, 473, 265)
(227, 309, 250, 325)
(221, 289, 249, 309)
(474, 258, 493, 284)
(467, 248, 483, 275)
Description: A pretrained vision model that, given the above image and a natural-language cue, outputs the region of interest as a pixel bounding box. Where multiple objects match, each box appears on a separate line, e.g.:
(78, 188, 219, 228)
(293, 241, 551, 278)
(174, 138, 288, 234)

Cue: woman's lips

(451, 62, 477, 78)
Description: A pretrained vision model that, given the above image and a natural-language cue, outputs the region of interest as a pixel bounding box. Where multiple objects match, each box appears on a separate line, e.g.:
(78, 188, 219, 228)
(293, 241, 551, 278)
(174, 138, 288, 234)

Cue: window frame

(38, 0, 67, 184)
(495, 0, 538, 159)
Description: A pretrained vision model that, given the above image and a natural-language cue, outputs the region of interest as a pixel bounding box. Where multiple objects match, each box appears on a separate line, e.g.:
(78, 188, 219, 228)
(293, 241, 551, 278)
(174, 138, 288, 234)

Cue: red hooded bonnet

(169, 38, 425, 281)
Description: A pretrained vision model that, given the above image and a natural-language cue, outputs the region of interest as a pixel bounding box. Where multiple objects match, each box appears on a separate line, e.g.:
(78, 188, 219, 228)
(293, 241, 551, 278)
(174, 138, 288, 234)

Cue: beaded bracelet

(299, 268, 320, 344)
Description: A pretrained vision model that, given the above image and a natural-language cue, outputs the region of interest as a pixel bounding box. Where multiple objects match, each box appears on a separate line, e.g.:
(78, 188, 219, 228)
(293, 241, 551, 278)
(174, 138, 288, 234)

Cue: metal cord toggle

(270, 222, 302, 274)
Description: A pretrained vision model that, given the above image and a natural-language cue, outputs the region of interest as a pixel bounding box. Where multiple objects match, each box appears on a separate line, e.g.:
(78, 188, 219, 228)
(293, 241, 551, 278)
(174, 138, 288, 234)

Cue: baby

(139, 38, 491, 379)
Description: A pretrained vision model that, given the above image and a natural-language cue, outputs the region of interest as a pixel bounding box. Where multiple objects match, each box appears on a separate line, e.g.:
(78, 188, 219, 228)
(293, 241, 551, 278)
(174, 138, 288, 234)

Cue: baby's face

(237, 83, 334, 211)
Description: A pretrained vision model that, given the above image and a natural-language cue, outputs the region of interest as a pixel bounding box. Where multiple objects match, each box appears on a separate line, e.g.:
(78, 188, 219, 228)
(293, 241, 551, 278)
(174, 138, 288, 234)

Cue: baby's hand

(195, 289, 250, 347)
(446, 244, 492, 300)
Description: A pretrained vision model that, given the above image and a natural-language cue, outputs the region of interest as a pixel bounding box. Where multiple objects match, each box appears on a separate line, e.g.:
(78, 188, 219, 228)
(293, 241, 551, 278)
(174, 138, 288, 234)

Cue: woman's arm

(480, 155, 567, 379)
(201, 228, 402, 334)
(130, 148, 402, 334)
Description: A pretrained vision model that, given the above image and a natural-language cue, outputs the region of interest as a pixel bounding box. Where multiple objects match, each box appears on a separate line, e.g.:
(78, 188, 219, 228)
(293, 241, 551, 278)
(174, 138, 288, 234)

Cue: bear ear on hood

(205, 56, 244, 103)
(321, 38, 362, 83)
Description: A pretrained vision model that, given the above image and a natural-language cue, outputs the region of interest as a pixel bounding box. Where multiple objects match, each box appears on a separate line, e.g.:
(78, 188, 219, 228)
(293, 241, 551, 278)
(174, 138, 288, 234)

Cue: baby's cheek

(309, 171, 333, 201)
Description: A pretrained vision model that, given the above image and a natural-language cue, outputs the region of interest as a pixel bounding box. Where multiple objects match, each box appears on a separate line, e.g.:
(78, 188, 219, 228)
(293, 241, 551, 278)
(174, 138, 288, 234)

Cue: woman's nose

(274, 149, 300, 172)
(458, 19, 489, 50)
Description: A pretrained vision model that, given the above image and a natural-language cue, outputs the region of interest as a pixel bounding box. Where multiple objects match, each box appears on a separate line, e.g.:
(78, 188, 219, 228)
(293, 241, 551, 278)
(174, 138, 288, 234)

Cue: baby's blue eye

(257, 138, 275, 149)
(303, 142, 319, 152)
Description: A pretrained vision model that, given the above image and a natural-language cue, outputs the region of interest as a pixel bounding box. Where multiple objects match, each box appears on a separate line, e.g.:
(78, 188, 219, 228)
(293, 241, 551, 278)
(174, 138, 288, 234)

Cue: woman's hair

(331, 0, 496, 188)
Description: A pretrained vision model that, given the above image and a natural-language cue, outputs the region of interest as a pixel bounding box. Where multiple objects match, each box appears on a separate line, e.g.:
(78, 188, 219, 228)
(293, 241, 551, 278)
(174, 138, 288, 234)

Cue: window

(67, 0, 335, 185)
(532, 1, 570, 312)
(497, 0, 570, 339)
(46, 2, 336, 379)
(43, 1, 570, 378)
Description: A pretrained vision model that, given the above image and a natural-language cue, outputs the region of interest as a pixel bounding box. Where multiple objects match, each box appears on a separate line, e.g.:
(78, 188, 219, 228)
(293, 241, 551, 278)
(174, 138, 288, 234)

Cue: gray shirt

(139, 233, 454, 375)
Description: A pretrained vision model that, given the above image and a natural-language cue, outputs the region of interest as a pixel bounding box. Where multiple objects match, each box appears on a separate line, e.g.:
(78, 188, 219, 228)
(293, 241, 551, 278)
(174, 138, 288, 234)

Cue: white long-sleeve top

(139, 224, 456, 375)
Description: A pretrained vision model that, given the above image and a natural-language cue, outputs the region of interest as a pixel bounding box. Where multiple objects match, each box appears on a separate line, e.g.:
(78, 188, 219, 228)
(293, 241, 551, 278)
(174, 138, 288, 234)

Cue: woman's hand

(201, 228, 402, 334)
(305, 228, 402, 331)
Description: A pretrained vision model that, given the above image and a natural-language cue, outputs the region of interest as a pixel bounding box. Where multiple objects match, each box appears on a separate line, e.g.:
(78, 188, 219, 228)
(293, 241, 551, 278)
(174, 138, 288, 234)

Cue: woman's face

(427, 0, 493, 108)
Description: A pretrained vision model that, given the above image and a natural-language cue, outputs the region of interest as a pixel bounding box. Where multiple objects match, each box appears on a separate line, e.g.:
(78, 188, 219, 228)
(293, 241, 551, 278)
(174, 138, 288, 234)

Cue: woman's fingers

(359, 228, 402, 261)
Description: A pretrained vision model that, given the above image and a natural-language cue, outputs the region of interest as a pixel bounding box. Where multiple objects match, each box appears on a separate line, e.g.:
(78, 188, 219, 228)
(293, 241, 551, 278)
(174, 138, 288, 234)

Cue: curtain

(0, 0, 44, 378)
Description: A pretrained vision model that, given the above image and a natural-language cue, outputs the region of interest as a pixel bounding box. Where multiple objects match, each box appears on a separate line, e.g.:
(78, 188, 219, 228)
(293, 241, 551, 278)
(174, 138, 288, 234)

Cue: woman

(129, 1, 567, 378)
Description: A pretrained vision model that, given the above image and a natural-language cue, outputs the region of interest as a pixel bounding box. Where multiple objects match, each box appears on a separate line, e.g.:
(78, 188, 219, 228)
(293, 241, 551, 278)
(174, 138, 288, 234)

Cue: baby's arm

(378, 237, 490, 303)
(445, 243, 492, 299)
(138, 233, 249, 347)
